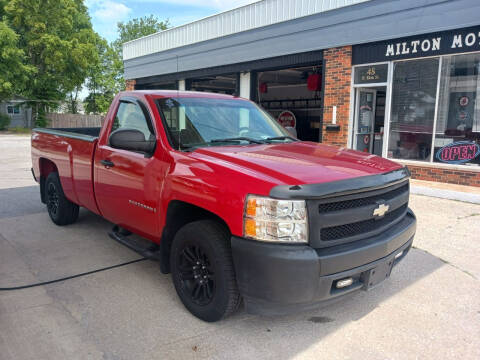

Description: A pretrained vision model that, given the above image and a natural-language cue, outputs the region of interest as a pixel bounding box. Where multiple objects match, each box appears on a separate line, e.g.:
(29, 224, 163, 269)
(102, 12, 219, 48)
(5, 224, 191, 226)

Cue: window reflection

(388, 58, 439, 161)
(434, 53, 480, 165)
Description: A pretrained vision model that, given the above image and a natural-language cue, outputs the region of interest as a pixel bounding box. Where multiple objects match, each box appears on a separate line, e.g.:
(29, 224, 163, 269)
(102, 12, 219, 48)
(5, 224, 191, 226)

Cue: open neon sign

(435, 141, 480, 164)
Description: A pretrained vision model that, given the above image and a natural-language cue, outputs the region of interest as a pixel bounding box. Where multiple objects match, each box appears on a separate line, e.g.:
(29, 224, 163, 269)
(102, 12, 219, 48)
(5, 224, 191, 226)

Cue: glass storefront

(352, 52, 480, 168)
(434, 53, 480, 165)
(388, 58, 439, 161)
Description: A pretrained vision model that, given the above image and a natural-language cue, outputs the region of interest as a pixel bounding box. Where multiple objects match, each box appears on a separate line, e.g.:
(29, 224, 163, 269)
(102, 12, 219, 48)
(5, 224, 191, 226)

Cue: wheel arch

(159, 200, 230, 274)
(38, 158, 58, 204)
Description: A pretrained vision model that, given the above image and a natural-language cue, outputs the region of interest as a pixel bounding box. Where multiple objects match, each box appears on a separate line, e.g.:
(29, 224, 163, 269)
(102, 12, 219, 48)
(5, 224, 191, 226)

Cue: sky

(86, 0, 260, 43)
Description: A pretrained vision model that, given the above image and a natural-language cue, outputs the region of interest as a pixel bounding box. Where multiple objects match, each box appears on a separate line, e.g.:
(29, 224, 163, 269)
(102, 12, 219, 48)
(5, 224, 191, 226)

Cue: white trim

(394, 159, 480, 172)
(383, 61, 394, 158)
(178, 80, 186, 91)
(353, 61, 390, 67)
(347, 67, 356, 149)
(239, 72, 251, 100)
(430, 56, 443, 162)
(352, 88, 376, 151)
(352, 82, 388, 88)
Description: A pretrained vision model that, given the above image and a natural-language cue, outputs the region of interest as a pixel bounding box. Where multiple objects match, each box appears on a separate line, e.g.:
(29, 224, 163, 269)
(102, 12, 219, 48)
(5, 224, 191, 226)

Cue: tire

(45, 172, 79, 226)
(170, 220, 241, 322)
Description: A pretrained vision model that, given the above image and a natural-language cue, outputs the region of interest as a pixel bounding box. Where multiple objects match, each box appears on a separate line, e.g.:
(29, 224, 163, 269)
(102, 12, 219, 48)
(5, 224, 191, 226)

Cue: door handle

(100, 159, 115, 168)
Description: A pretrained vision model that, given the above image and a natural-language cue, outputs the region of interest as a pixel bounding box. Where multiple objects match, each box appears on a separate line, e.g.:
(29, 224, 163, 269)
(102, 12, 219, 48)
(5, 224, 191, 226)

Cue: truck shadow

(0, 185, 45, 219)
(0, 185, 445, 359)
(146, 248, 444, 358)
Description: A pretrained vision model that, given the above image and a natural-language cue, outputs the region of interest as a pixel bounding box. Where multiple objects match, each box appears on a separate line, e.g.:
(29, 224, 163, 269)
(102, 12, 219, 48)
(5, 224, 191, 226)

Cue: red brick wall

(322, 46, 352, 147)
(407, 164, 480, 187)
(125, 79, 136, 91)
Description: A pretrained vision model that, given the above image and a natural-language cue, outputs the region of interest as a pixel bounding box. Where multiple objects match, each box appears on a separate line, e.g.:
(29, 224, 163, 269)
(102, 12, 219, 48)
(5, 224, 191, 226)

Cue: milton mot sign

(353, 25, 480, 65)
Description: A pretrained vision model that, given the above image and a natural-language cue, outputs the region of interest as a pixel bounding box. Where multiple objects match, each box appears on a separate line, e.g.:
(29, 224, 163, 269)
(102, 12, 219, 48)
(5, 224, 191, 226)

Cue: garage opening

(135, 81, 178, 90)
(255, 65, 323, 142)
(188, 74, 238, 95)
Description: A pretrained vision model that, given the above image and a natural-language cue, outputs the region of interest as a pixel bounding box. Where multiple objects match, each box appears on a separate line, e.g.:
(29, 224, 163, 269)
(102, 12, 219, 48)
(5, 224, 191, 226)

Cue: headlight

(243, 195, 308, 243)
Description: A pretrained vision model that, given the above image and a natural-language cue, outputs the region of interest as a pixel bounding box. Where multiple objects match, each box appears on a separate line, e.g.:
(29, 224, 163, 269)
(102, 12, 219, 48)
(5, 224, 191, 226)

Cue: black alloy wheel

(170, 220, 241, 322)
(46, 182, 60, 217)
(177, 244, 215, 306)
(44, 172, 79, 225)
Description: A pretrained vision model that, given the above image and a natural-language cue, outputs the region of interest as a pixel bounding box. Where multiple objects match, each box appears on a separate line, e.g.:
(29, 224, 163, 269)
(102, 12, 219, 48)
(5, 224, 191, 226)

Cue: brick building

(122, 0, 480, 187)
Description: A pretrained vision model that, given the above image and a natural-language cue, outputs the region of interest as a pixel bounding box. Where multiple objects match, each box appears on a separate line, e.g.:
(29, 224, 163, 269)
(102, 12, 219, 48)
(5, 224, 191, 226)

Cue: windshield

(156, 97, 294, 150)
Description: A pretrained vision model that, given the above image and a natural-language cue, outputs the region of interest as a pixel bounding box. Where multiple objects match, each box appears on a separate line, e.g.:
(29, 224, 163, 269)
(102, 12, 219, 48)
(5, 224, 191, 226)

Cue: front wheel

(170, 220, 241, 322)
(45, 172, 79, 225)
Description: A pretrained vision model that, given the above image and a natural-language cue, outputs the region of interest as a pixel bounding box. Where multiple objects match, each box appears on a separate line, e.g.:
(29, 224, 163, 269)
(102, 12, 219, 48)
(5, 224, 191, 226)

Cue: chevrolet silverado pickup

(31, 91, 416, 322)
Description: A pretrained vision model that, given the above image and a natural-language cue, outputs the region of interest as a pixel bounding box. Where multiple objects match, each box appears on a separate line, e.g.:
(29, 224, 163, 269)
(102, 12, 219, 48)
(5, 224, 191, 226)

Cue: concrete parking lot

(1, 134, 479, 360)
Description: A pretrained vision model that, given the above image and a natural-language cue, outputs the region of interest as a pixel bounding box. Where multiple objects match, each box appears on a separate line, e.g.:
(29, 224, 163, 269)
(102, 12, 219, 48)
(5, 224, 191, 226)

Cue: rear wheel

(45, 172, 79, 225)
(170, 220, 241, 322)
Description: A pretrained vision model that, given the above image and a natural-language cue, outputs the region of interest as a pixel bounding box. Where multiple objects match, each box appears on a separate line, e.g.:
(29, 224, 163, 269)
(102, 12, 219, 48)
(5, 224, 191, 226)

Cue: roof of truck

(120, 90, 243, 100)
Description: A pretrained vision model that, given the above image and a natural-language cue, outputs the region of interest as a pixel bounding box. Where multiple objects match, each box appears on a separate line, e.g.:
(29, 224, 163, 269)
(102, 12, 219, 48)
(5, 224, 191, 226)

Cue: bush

(35, 107, 48, 127)
(0, 112, 11, 130)
(9, 127, 31, 134)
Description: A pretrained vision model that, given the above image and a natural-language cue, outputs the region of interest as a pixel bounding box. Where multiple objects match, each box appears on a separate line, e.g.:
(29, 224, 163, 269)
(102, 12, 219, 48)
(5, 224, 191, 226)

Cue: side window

(111, 101, 154, 141)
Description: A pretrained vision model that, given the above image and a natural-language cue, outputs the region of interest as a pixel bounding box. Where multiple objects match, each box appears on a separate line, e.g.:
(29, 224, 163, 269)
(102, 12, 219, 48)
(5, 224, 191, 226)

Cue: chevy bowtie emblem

(373, 203, 389, 217)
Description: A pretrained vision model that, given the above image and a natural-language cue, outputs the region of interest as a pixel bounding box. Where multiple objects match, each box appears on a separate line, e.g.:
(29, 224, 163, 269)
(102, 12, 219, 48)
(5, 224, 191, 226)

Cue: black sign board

(353, 25, 480, 65)
(354, 64, 388, 84)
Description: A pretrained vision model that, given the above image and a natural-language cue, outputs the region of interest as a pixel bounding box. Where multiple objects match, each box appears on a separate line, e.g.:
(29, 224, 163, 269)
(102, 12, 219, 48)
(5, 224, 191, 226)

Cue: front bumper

(231, 209, 416, 315)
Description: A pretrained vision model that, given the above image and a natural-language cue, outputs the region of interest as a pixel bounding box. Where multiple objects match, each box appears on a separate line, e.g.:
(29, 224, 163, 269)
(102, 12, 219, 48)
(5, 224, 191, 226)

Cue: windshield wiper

(210, 137, 264, 144)
(263, 136, 297, 142)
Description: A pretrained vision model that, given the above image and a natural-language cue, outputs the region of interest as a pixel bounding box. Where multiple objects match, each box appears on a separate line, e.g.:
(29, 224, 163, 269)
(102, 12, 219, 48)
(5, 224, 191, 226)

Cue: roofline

(120, 90, 247, 100)
(122, 1, 263, 46)
(122, 0, 372, 60)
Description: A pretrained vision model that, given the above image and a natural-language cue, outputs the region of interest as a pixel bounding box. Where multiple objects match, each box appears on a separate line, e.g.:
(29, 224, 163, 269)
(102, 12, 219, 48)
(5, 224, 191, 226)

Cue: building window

(7, 105, 20, 114)
(434, 53, 480, 165)
(388, 58, 439, 161)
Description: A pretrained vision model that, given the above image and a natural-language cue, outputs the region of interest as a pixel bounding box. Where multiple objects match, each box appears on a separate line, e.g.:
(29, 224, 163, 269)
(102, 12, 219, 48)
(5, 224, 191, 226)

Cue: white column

(239, 72, 251, 99)
(178, 79, 186, 91)
(177, 80, 186, 129)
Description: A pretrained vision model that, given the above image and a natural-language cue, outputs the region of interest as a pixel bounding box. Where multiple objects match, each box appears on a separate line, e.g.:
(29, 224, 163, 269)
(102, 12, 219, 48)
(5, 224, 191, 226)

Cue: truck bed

(31, 127, 101, 215)
(34, 127, 101, 141)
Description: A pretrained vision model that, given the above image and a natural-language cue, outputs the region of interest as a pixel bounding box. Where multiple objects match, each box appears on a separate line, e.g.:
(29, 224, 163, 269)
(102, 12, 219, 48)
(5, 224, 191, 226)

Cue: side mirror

(109, 129, 156, 154)
(285, 126, 297, 138)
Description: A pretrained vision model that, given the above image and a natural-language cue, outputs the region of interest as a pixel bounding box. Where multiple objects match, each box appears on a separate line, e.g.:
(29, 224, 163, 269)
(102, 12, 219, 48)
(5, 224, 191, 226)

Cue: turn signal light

(245, 198, 257, 217)
(244, 218, 257, 237)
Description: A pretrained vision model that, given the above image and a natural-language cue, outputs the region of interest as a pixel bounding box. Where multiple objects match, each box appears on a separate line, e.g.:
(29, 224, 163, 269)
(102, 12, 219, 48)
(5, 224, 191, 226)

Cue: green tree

(85, 16, 169, 113)
(84, 35, 122, 114)
(4, 0, 98, 125)
(0, 21, 31, 101)
(112, 15, 170, 55)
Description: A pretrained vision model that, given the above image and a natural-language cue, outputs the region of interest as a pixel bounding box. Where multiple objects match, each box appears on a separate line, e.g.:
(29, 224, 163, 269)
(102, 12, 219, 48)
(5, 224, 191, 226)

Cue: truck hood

(190, 141, 403, 186)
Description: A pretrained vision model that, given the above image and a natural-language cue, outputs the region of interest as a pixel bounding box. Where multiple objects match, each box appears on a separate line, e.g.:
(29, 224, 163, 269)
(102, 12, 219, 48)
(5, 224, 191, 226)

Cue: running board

(108, 225, 160, 260)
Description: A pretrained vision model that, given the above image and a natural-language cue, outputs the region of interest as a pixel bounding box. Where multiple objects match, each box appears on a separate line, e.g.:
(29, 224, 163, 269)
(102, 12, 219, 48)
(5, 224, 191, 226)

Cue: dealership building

(123, 0, 480, 187)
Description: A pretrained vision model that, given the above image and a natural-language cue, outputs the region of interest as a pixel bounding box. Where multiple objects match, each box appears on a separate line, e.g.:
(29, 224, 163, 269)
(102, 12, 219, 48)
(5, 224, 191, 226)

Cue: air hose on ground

(0, 258, 147, 291)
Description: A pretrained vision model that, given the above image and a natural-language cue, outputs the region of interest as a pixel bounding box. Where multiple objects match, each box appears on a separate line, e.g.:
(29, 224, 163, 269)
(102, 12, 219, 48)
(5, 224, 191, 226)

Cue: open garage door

(188, 74, 238, 95)
(255, 65, 323, 142)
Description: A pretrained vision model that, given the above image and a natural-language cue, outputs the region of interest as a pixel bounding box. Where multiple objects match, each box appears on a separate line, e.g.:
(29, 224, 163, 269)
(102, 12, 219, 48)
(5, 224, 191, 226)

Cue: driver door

(94, 98, 160, 238)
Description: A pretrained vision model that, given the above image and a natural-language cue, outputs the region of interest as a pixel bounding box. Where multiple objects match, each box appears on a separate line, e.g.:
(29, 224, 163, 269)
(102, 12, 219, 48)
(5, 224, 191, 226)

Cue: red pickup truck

(31, 91, 416, 322)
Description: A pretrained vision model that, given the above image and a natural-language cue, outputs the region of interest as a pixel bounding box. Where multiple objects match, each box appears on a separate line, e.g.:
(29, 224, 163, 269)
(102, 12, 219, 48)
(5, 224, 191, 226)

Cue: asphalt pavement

(0, 134, 479, 360)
